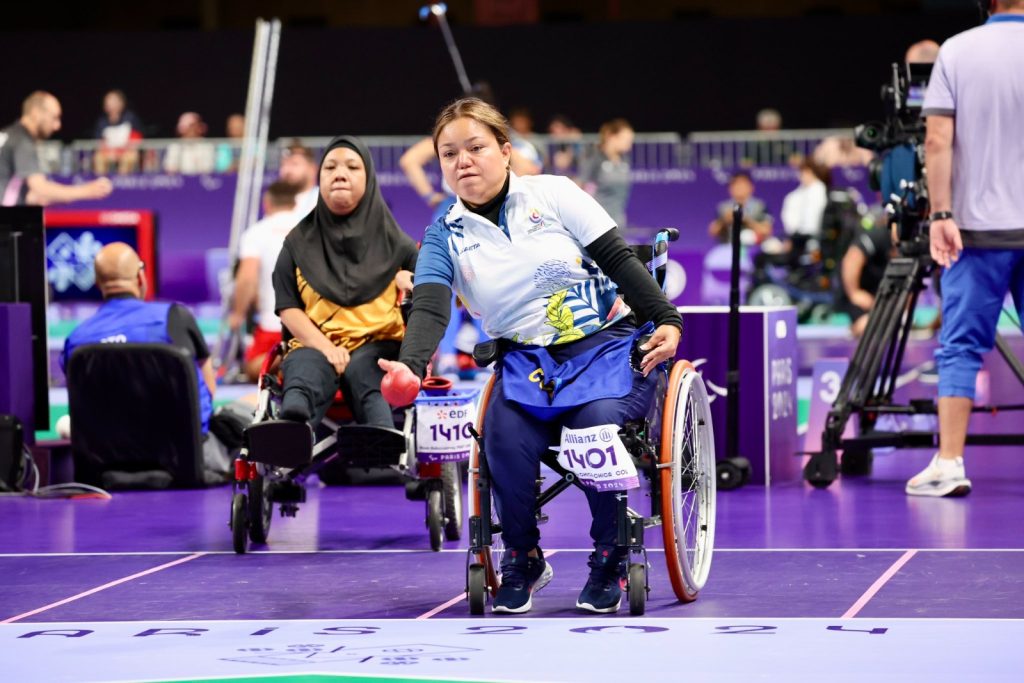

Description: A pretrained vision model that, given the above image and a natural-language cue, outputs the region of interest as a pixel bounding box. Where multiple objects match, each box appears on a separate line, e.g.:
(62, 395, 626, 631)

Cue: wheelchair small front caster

(628, 563, 647, 616)
(467, 563, 487, 615)
(231, 492, 249, 554)
(426, 487, 444, 551)
(716, 457, 751, 491)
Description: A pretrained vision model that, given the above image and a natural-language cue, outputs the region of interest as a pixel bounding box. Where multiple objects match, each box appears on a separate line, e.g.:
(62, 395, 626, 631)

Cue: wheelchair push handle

(657, 227, 680, 242)
(648, 228, 679, 293)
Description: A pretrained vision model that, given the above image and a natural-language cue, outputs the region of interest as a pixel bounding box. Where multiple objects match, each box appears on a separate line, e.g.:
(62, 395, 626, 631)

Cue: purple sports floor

(2, 334, 1023, 682)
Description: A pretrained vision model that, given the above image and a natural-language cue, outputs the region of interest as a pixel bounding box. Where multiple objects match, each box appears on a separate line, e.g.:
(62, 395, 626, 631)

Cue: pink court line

(841, 549, 918, 619)
(1, 552, 206, 624)
(416, 549, 559, 620)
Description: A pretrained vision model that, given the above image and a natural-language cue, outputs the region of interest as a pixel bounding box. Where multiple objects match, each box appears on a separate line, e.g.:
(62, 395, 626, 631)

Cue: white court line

(416, 550, 560, 620)
(842, 549, 918, 619)
(1, 547, 1022, 558)
(1, 552, 206, 624)
(4, 616, 1021, 626)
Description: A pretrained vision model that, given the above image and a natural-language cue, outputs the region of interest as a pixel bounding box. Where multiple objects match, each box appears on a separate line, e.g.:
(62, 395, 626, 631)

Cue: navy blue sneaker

(492, 548, 553, 614)
(576, 546, 627, 614)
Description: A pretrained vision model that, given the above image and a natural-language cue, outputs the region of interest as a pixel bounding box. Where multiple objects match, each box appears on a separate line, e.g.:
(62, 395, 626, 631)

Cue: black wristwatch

(929, 211, 954, 221)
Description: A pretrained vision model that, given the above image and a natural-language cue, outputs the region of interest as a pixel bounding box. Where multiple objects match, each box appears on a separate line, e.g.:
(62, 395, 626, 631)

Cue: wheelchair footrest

(245, 420, 314, 469)
(268, 480, 306, 504)
(335, 425, 408, 469)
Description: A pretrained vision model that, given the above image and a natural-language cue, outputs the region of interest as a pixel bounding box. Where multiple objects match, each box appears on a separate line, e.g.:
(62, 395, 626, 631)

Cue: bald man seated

(60, 242, 232, 485)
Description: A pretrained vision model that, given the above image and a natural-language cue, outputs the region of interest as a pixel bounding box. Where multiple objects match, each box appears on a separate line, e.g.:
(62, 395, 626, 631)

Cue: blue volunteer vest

(63, 298, 213, 433)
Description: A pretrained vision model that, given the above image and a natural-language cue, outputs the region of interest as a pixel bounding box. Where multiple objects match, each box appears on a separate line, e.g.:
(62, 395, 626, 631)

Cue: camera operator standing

(907, 0, 1024, 497)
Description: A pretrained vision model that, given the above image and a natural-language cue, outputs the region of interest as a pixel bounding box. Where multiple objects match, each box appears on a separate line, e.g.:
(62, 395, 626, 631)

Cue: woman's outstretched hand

(378, 359, 421, 406)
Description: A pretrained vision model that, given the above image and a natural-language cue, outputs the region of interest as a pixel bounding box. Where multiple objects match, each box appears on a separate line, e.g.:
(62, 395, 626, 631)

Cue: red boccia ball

(381, 367, 421, 406)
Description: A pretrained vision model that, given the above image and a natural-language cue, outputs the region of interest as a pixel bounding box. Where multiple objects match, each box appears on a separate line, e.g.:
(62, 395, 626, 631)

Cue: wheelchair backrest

(66, 343, 205, 488)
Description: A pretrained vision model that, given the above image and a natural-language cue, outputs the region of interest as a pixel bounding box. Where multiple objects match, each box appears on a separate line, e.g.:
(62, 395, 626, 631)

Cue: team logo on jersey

(528, 208, 543, 224)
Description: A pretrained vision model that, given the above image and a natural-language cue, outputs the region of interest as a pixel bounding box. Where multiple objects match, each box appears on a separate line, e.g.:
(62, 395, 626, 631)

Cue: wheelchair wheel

(747, 283, 792, 307)
(247, 475, 273, 544)
(442, 462, 463, 541)
(467, 563, 487, 616)
(716, 456, 752, 491)
(628, 563, 647, 616)
(427, 487, 444, 552)
(659, 363, 717, 602)
(231, 492, 248, 555)
(467, 374, 503, 597)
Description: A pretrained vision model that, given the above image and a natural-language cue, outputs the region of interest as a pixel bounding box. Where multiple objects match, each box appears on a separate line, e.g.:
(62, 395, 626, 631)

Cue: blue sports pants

(483, 324, 659, 552)
(936, 248, 1024, 399)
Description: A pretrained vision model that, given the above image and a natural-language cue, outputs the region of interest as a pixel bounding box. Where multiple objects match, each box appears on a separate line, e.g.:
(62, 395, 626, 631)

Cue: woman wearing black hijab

(271, 136, 418, 428)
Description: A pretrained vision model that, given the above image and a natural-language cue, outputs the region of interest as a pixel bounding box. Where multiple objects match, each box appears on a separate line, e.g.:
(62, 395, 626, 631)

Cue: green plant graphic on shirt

(545, 290, 585, 343)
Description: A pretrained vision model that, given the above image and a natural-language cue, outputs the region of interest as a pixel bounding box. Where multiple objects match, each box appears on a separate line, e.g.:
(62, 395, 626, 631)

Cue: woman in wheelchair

(379, 98, 683, 614)
(271, 135, 418, 432)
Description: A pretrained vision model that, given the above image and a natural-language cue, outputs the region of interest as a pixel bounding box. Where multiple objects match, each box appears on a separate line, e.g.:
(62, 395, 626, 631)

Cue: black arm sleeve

(398, 282, 452, 378)
(167, 304, 210, 361)
(585, 228, 682, 330)
(271, 244, 303, 314)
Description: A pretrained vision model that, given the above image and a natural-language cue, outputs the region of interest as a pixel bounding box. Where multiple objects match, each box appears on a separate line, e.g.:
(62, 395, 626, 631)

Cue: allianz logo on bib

(564, 428, 614, 445)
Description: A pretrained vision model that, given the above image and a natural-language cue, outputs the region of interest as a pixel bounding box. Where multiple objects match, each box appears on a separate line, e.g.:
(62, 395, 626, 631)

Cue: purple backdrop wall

(56, 166, 873, 303)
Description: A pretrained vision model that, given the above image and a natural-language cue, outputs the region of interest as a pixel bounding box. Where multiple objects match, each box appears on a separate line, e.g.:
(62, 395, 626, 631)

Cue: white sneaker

(905, 453, 972, 497)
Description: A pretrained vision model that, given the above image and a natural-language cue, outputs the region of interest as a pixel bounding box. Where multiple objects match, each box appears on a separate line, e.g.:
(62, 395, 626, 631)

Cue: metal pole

(227, 19, 269, 262)
(726, 205, 743, 462)
(421, 4, 472, 95)
(245, 18, 281, 240)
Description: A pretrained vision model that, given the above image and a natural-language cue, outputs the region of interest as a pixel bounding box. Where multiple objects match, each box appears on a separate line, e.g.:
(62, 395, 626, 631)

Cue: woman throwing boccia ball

(379, 98, 681, 614)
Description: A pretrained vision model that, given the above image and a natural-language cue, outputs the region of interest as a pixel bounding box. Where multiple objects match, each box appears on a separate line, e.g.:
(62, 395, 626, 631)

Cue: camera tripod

(803, 244, 1024, 488)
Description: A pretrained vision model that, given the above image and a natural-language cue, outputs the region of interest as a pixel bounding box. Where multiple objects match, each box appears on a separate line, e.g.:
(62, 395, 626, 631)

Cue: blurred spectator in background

(756, 108, 783, 132)
(708, 171, 773, 244)
(1, 91, 112, 206)
(164, 112, 215, 175)
(507, 106, 544, 174)
(400, 136, 456, 222)
(226, 113, 246, 138)
(215, 112, 245, 173)
(547, 113, 582, 175)
(752, 157, 829, 289)
(278, 140, 319, 217)
(813, 134, 873, 169)
(578, 118, 634, 232)
(92, 89, 142, 175)
(905, 39, 940, 64)
(230, 180, 300, 380)
(838, 211, 894, 337)
(780, 157, 828, 242)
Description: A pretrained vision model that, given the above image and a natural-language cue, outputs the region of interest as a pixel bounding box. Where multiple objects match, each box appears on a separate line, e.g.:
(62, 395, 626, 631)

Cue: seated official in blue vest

(60, 242, 232, 485)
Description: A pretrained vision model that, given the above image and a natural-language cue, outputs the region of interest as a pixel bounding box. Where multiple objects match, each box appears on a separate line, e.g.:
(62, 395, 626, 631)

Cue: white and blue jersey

(415, 173, 630, 346)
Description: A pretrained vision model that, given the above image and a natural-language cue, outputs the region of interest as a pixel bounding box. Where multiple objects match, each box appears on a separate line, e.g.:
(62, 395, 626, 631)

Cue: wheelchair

(229, 342, 463, 554)
(464, 229, 718, 616)
(747, 235, 836, 323)
(747, 189, 868, 323)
